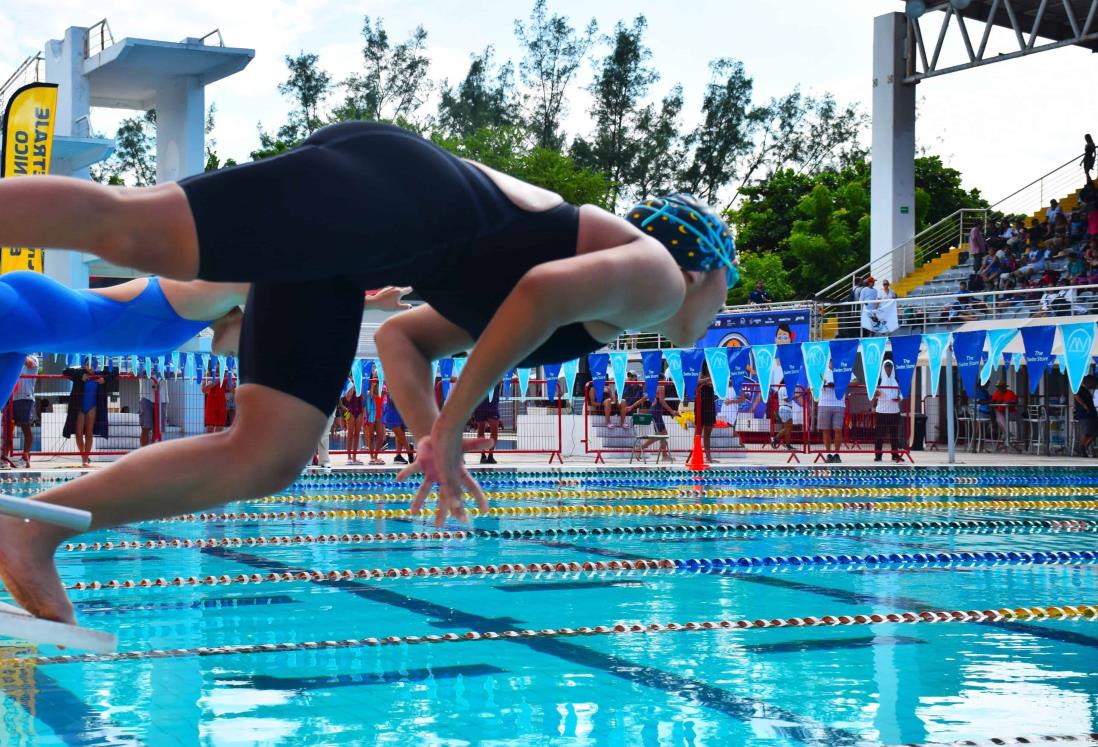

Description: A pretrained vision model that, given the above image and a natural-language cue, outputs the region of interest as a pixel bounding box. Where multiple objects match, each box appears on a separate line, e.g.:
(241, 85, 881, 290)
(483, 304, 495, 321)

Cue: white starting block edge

(0, 494, 92, 531)
(0, 602, 117, 653)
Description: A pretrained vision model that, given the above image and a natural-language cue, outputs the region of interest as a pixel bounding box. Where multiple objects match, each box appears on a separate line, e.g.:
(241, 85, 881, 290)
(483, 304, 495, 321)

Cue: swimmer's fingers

(461, 468, 488, 513)
(461, 437, 495, 453)
(396, 457, 423, 482)
(436, 474, 468, 527)
(409, 479, 433, 516)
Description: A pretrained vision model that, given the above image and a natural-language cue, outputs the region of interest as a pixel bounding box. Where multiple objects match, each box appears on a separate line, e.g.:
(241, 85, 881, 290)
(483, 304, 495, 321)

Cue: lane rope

(61, 518, 1096, 553)
(152, 499, 1098, 523)
(24, 603, 1098, 666)
(65, 549, 1098, 591)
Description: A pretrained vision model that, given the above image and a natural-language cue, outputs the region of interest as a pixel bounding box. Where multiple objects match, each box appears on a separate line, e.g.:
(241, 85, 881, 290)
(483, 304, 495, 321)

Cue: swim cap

(626, 194, 739, 286)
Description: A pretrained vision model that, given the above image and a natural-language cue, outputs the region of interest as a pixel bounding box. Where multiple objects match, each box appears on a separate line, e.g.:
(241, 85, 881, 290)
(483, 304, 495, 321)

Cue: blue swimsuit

(0, 271, 210, 403)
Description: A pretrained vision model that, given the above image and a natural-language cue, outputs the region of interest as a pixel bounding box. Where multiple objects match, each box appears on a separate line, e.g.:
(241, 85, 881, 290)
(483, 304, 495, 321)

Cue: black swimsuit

(179, 122, 602, 414)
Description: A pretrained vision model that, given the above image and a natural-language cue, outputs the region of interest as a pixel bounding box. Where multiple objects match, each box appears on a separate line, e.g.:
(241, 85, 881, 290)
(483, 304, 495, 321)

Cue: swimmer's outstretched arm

(387, 239, 684, 525)
(0, 178, 199, 280)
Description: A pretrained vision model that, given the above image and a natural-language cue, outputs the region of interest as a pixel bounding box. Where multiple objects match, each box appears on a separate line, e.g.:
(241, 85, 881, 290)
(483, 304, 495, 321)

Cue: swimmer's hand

(365, 286, 413, 313)
(397, 427, 493, 527)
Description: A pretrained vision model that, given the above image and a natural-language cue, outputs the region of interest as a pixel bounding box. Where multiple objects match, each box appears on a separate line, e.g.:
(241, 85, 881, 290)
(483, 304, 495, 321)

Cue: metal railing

(814, 208, 988, 304)
(194, 30, 225, 47)
(989, 151, 1089, 219)
(84, 19, 115, 58)
(0, 54, 45, 115)
(816, 280, 1098, 339)
(813, 149, 1091, 306)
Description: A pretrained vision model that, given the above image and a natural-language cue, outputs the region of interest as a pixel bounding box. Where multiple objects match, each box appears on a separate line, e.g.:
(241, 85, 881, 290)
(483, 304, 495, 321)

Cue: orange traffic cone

(685, 432, 709, 471)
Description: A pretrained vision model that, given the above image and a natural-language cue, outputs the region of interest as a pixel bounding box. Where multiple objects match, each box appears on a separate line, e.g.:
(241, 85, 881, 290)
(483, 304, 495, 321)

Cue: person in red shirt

(990, 380, 1018, 440)
(202, 364, 228, 434)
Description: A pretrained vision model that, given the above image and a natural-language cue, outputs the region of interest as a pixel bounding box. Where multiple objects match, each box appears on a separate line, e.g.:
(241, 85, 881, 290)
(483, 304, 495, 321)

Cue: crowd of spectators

(956, 179, 1098, 317)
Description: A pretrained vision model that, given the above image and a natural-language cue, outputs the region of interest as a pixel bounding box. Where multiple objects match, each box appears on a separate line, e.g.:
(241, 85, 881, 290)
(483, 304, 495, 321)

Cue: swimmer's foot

(0, 516, 74, 625)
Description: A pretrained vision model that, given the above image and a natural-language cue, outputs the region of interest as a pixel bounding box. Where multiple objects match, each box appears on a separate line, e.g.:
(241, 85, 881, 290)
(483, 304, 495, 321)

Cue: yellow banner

(1, 83, 58, 273)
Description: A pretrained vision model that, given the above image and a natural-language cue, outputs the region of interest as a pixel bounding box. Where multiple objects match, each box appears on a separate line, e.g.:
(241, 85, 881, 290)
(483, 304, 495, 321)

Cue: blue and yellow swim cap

(626, 194, 739, 287)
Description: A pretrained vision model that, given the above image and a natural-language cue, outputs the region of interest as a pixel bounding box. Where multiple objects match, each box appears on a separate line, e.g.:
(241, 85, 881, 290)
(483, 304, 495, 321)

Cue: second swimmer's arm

(435, 241, 683, 437)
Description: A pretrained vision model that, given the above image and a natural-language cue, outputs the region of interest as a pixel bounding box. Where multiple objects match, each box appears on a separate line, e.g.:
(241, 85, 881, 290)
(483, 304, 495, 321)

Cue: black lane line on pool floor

(9, 670, 147, 747)
(108, 526, 863, 746)
(224, 663, 508, 692)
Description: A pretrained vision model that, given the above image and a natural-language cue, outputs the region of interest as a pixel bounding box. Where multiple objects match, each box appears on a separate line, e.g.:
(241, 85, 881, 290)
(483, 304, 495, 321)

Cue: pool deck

(8, 448, 1095, 475)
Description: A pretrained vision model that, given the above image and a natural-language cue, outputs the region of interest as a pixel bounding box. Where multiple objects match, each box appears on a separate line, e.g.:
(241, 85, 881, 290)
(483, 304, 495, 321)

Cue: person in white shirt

(8, 355, 38, 468)
(872, 359, 904, 463)
(817, 361, 848, 463)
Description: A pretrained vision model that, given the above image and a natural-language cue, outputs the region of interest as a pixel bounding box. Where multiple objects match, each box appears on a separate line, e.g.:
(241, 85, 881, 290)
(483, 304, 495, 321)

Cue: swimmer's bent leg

(0, 384, 327, 624)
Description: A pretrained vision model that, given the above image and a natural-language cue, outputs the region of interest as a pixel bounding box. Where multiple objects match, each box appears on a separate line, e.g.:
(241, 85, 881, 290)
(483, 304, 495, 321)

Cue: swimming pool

(2, 466, 1096, 746)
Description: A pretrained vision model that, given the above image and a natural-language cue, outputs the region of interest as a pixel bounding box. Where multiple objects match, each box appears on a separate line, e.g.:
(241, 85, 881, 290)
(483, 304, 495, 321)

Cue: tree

(915, 154, 986, 226)
(277, 52, 332, 138)
(334, 17, 432, 123)
(432, 125, 610, 208)
(437, 47, 518, 138)
(203, 104, 237, 171)
(785, 176, 871, 298)
(582, 16, 658, 208)
(95, 110, 157, 186)
(732, 167, 820, 255)
(725, 92, 866, 208)
(627, 86, 684, 200)
(726, 251, 793, 305)
(514, 0, 597, 150)
(679, 59, 757, 202)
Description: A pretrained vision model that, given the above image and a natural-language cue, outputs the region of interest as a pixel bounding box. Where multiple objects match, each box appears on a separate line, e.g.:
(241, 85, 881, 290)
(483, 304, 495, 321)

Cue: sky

(2, 0, 1096, 206)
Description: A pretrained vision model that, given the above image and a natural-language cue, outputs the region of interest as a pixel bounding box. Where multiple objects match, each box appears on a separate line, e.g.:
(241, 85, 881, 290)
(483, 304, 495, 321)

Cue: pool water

(1, 466, 1096, 746)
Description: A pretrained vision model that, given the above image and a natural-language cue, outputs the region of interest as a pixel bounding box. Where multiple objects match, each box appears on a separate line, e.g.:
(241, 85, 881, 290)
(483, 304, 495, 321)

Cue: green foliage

(726, 251, 794, 305)
(277, 52, 332, 140)
(627, 85, 683, 200)
(514, 0, 597, 150)
(915, 154, 987, 225)
(786, 179, 870, 296)
(334, 17, 432, 123)
(93, 110, 157, 186)
(732, 168, 819, 255)
(437, 47, 518, 137)
(432, 125, 610, 208)
(583, 15, 658, 208)
(678, 59, 756, 202)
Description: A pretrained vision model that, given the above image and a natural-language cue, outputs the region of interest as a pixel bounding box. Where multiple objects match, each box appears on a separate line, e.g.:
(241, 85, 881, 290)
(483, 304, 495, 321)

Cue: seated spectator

(587, 380, 619, 428)
(1071, 210, 1088, 241)
(1067, 250, 1087, 280)
(617, 372, 648, 426)
(966, 272, 986, 293)
(1028, 218, 1046, 247)
(1047, 199, 1063, 225)
(1006, 221, 1027, 252)
(1084, 238, 1098, 267)
(977, 254, 1002, 286)
(990, 380, 1018, 439)
(946, 281, 980, 322)
(748, 280, 772, 305)
(1014, 245, 1051, 280)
